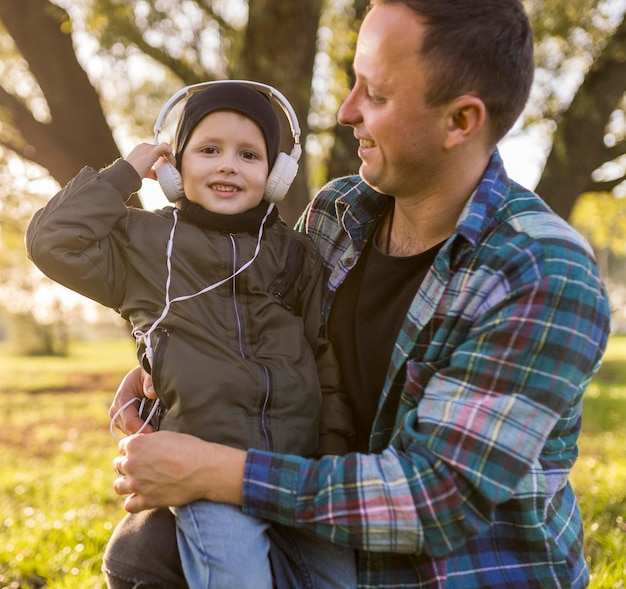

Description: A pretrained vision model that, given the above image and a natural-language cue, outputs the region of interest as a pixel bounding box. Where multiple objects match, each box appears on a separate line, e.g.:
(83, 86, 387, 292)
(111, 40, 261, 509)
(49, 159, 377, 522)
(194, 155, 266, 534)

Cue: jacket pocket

(267, 238, 306, 312)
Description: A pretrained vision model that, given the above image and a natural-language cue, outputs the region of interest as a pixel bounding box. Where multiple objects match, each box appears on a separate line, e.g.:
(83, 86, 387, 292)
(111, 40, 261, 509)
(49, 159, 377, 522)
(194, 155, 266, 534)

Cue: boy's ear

(443, 95, 487, 149)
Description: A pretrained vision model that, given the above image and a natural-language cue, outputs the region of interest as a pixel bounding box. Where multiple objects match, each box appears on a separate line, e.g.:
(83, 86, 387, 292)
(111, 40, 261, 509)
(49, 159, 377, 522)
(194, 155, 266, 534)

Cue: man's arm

(240, 245, 611, 556)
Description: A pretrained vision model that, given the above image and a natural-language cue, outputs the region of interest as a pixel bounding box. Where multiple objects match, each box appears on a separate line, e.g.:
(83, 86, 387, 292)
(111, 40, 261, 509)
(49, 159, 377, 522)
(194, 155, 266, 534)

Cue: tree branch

(586, 176, 626, 194)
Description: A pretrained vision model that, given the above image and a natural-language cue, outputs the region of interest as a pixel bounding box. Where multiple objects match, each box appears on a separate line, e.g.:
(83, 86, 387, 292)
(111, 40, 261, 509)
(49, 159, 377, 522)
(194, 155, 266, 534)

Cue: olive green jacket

(26, 159, 354, 456)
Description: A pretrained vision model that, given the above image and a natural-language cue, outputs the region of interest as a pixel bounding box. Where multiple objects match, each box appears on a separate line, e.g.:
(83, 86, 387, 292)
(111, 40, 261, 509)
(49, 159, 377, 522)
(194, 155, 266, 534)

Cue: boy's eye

(241, 151, 259, 160)
(201, 146, 218, 154)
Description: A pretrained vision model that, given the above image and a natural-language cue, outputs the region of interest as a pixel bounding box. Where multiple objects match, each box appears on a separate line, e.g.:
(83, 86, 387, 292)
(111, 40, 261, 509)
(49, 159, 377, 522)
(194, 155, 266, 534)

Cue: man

(106, 1, 611, 587)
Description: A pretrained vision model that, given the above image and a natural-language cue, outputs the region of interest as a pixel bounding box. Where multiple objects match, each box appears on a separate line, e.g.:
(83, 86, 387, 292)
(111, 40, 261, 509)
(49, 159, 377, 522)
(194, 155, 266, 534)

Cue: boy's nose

(218, 156, 238, 174)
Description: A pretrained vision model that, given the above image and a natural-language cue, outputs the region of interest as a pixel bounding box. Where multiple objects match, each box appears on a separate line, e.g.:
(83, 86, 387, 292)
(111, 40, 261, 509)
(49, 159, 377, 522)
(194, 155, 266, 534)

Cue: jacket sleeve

(295, 237, 356, 456)
(25, 159, 142, 310)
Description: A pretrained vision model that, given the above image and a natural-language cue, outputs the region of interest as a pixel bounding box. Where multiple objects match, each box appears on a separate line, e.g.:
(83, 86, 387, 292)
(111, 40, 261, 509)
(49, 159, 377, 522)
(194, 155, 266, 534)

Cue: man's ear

(443, 95, 487, 149)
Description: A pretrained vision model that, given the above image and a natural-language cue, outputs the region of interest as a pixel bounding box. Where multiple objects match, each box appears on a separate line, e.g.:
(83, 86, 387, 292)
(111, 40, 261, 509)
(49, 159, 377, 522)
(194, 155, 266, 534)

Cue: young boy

(26, 82, 356, 589)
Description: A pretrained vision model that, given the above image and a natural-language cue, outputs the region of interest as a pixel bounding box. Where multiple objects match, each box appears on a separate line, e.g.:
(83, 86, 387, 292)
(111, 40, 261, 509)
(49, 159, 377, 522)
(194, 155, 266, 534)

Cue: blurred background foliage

(1, 0, 626, 352)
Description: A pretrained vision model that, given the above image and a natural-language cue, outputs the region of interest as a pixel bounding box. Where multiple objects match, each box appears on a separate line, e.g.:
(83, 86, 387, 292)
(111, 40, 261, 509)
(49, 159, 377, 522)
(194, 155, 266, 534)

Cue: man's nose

(337, 86, 360, 127)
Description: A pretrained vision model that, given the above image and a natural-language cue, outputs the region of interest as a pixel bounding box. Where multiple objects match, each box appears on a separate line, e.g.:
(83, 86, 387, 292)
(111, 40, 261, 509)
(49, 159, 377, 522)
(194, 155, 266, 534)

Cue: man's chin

(359, 168, 385, 194)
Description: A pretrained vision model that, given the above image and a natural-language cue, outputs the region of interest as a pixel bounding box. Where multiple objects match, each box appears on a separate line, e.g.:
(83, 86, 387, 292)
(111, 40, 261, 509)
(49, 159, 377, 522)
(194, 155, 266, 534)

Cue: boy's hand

(125, 142, 176, 180)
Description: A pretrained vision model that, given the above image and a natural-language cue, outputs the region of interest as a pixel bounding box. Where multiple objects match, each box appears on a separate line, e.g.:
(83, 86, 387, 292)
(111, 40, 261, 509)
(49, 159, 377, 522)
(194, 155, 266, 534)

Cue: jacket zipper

(144, 328, 170, 430)
(228, 234, 273, 451)
(150, 328, 170, 396)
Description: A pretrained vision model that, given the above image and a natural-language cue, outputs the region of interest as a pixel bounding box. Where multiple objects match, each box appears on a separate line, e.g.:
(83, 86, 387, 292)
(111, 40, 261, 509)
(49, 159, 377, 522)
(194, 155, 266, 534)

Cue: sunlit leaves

(571, 191, 626, 255)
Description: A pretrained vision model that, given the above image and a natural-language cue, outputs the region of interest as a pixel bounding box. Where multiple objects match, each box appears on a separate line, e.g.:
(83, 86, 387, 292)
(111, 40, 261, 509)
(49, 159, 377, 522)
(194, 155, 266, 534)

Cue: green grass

(0, 336, 624, 587)
(0, 338, 137, 394)
(571, 335, 626, 588)
(0, 339, 136, 589)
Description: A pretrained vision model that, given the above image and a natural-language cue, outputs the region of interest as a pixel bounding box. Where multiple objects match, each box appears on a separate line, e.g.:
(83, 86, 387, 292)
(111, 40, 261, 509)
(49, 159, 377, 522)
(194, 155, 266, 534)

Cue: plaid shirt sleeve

(242, 157, 611, 585)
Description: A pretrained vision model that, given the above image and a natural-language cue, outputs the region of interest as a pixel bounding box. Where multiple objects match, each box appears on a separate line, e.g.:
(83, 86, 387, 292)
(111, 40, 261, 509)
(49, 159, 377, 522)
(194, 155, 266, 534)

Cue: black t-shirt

(328, 232, 443, 453)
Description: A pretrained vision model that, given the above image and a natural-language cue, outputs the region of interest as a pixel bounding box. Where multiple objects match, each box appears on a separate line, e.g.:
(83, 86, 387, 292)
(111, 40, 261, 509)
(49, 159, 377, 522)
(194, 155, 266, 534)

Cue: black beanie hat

(174, 82, 281, 173)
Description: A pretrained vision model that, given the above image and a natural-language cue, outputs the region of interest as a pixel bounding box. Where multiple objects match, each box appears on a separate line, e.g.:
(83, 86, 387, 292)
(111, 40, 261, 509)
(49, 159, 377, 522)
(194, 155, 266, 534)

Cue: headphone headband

(154, 80, 302, 157)
(153, 80, 302, 204)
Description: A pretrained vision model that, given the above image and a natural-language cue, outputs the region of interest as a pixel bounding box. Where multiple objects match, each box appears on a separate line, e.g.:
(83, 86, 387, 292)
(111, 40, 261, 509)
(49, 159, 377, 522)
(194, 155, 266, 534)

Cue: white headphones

(153, 80, 302, 204)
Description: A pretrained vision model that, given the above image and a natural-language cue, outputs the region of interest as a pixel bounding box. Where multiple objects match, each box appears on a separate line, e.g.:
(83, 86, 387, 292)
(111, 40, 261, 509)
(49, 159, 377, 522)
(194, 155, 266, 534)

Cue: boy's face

(180, 110, 269, 215)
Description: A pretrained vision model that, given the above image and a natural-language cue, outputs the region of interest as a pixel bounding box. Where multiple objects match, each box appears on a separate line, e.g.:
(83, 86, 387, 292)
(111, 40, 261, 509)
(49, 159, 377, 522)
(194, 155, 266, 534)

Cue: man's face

(338, 3, 449, 200)
(180, 111, 269, 215)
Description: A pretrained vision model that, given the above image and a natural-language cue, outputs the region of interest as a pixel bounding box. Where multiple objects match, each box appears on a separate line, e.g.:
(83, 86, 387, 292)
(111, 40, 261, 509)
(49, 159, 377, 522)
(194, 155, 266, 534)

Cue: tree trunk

(536, 16, 626, 220)
(0, 0, 139, 205)
(237, 0, 324, 226)
(326, 0, 369, 185)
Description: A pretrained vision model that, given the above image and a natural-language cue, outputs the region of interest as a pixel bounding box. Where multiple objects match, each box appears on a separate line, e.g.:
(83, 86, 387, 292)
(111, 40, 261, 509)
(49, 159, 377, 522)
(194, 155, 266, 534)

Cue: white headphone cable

(110, 396, 162, 438)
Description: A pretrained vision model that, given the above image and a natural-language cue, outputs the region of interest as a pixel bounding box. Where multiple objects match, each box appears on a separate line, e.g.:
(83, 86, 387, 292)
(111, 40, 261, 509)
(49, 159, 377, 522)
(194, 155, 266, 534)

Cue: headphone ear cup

(264, 152, 299, 203)
(155, 158, 185, 202)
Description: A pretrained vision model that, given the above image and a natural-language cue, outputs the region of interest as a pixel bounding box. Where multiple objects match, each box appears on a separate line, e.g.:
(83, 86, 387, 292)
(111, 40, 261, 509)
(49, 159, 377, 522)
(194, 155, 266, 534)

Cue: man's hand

(112, 432, 246, 513)
(109, 366, 158, 436)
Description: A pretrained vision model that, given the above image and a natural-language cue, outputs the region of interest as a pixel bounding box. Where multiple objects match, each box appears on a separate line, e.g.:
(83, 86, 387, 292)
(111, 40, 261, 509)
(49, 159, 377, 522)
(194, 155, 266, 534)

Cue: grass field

(0, 339, 136, 589)
(0, 336, 624, 588)
(570, 335, 626, 587)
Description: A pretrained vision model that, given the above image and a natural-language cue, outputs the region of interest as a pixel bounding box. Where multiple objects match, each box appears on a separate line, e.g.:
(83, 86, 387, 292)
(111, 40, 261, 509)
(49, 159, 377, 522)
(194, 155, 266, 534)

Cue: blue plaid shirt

(242, 151, 611, 588)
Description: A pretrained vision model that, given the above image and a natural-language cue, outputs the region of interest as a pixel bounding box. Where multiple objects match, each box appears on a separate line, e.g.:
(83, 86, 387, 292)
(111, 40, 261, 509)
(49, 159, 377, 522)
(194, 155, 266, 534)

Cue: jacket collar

(175, 198, 279, 233)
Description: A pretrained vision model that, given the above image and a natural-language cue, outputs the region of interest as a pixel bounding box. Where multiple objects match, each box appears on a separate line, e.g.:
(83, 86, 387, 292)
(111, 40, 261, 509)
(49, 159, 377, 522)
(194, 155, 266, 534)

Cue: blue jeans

(173, 501, 356, 589)
(268, 520, 357, 589)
